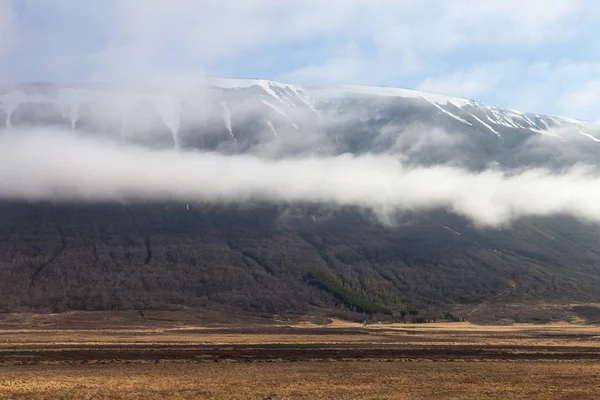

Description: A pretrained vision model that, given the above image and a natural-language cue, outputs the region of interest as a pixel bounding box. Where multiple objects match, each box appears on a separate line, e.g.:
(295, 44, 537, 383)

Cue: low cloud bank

(1, 129, 600, 227)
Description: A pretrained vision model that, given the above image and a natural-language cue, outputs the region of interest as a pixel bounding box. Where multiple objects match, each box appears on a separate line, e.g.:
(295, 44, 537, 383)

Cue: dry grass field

(3, 361, 600, 399)
(1, 311, 600, 399)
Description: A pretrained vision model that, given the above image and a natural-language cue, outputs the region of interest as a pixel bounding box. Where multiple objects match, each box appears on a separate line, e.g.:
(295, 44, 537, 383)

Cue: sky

(2, 0, 600, 119)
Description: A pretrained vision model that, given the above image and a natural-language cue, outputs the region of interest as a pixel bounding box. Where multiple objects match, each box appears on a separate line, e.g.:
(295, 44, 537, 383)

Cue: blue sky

(2, 0, 600, 120)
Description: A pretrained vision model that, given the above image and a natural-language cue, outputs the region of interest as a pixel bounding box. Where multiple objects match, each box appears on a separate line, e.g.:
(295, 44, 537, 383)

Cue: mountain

(2, 79, 599, 153)
(3, 79, 600, 170)
(1, 79, 600, 322)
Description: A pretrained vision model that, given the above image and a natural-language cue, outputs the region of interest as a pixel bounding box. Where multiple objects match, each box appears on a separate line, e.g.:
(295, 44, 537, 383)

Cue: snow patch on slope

(261, 100, 299, 129)
(441, 225, 461, 235)
(337, 85, 474, 108)
(257, 80, 285, 104)
(266, 120, 277, 138)
(219, 100, 235, 140)
(471, 114, 501, 138)
(148, 94, 181, 145)
(287, 86, 320, 115)
(578, 131, 600, 142)
(421, 96, 472, 126)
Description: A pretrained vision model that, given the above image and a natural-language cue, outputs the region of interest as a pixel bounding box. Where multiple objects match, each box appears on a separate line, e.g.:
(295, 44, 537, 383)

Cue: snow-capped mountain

(1, 79, 599, 169)
(4, 79, 600, 319)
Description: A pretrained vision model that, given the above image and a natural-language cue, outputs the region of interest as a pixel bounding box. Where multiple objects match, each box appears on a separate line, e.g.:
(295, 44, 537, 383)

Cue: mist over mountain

(3, 79, 600, 165)
(2, 80, 600, 321)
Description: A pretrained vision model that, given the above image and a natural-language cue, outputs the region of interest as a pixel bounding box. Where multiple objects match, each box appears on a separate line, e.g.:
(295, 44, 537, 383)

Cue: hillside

(1, 80, 600, 321)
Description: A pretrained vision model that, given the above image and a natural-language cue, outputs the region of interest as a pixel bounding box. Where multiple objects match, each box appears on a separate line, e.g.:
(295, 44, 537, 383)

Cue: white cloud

(558, 80, 600, 116)
(416, 62, 516, 100)
(0, 0, 15, 73)
(279, 0, 594, 86)
(12, 0, 592, 81)
(90, 0, 365, 81)
(415, 60, 600, 120)
(8, 0, 600, 118)
(3, 129, 600, 227)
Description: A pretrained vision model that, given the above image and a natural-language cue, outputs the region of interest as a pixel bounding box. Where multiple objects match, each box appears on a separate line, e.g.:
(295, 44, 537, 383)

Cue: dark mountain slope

(1, 201, 600, 317)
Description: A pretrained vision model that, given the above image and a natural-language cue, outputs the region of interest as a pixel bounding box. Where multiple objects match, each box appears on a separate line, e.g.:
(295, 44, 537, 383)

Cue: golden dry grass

(2, 318, 600, 348)
(2, 361, 600, 399)
(1, 315, 600, 399)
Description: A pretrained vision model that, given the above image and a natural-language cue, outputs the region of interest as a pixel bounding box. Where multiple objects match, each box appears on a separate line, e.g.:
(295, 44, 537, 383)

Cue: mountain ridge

(1, 78, 597, 143)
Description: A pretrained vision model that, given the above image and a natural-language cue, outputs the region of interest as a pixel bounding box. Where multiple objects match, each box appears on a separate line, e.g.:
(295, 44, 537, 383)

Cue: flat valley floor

(1, 311, 599, 399)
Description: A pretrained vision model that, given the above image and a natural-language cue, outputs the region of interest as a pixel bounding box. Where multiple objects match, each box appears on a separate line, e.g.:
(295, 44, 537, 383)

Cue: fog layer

(1, 129, 599, 226)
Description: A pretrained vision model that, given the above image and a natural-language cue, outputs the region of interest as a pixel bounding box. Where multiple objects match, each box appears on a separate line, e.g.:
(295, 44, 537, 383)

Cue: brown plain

(1, 311, 599, 399)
